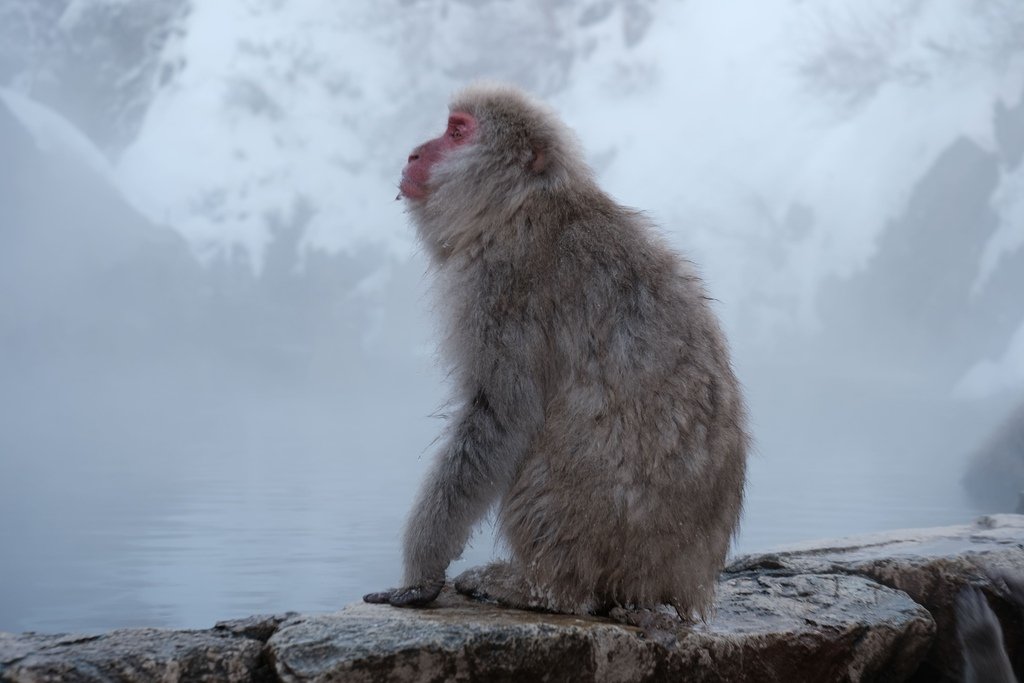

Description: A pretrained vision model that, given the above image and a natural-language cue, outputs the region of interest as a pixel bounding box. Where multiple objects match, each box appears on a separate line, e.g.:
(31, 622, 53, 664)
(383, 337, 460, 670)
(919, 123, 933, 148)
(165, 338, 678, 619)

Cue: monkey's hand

(362, 580, 443, 608)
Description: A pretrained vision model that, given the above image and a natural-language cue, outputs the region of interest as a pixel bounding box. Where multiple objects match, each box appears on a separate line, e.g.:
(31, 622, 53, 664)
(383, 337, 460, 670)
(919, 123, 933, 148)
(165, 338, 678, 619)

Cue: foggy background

(2, 0, 1023, 634)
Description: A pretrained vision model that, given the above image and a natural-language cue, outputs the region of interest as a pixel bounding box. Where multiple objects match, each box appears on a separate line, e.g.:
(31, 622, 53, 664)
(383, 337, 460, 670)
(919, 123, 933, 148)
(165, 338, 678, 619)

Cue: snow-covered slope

(111, 1, 653, 262)
(6, 0, 1024, 392)
(566, 0, 1024, 337)
(1, 87, 116, 182)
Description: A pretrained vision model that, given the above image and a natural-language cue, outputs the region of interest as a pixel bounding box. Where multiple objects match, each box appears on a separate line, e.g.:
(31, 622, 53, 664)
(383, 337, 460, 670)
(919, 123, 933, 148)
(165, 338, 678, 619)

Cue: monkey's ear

(529, 144, 549, 174)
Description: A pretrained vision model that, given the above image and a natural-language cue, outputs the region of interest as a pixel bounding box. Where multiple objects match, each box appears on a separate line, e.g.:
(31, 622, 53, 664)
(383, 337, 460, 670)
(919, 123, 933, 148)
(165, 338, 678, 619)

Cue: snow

(560, 0, 1024, 338)
(978, 160, 1024, 292)
(99, 0, 1024, 388)
(58, 0, 133, 31)
(1, 87, 117, 183)
(957, 322, 1024, 400)
(115, 2, 415, 264)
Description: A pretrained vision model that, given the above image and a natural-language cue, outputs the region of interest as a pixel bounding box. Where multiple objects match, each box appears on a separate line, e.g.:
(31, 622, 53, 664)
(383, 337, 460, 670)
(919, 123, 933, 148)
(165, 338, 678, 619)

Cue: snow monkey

(364, 83, 748, 620)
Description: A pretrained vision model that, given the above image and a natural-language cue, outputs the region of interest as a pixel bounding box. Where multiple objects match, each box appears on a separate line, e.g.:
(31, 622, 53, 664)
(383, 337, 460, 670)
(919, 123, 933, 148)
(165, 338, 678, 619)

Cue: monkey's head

(400, 83, 590, 254)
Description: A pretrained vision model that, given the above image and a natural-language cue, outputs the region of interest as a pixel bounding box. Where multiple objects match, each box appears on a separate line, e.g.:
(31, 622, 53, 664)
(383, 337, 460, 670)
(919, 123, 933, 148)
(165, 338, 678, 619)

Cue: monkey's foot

(362, 580, 443, 608)
(452, 564, 505, 605)
(454, 562, 586, 614)
(607, 605, 685, 647)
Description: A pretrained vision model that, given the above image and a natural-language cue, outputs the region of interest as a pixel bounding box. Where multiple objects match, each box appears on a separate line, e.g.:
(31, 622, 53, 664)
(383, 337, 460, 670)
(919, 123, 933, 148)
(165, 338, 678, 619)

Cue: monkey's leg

(364, 388, 538, 608)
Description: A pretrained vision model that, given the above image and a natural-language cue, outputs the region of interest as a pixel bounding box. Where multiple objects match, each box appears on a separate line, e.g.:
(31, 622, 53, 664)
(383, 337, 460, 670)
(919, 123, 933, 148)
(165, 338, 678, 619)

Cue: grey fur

(366, 83, 748, 619)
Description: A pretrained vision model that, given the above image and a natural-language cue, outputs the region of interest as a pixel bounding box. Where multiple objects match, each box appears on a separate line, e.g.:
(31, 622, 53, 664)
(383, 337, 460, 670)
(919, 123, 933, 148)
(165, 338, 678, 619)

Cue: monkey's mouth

(399, 173, 428, 201)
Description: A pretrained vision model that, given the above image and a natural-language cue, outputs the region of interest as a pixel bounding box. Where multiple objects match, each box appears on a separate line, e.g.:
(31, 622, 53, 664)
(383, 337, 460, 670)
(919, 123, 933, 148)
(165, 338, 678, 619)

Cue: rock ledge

(3, 515, 1022, 683)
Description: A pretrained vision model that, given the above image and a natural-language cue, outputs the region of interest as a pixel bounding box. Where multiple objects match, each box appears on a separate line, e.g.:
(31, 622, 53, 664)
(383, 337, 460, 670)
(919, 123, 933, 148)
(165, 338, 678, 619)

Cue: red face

(400, 112, 477, 201)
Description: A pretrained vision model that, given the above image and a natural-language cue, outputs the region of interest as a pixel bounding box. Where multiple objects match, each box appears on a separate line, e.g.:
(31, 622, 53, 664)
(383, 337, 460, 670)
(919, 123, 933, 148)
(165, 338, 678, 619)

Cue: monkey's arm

(365, 375, 541, 607)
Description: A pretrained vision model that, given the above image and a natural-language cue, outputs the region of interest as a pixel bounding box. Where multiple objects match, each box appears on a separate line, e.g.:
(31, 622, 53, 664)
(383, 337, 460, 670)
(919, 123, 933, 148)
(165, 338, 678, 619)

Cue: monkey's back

(496, 192, 748, 618)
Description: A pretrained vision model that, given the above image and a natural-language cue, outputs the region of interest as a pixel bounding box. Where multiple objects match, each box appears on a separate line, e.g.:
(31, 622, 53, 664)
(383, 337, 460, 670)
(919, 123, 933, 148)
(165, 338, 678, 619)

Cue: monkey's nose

(408, 152, 420, 163)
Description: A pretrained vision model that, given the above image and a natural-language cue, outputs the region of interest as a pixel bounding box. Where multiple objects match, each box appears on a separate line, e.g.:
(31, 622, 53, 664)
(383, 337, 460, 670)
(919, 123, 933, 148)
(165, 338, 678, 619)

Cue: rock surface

(268, 574, 931, 683)
(728, 514, 1024, 683)
(0, 627, 268, 682)
(3, 515, 1023, 683)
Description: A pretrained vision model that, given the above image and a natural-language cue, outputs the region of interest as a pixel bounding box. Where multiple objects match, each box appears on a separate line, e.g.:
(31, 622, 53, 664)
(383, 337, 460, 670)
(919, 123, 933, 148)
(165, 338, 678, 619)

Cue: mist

(1, 0, 1022, 634)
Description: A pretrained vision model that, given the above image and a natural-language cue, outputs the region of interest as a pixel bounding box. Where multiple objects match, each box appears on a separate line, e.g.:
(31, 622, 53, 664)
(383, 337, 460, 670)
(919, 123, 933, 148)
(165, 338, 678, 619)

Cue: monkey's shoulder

(548, 207, 701, 296)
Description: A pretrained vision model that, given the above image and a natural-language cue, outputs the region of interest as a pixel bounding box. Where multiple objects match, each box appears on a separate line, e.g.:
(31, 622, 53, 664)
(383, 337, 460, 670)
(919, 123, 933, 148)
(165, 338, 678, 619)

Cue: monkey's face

(400, 113, 477, 201)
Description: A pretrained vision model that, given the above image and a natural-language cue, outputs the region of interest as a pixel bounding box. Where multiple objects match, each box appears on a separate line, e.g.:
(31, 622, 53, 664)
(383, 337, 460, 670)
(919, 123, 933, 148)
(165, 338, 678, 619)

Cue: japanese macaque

(364, 83, 748, 619)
